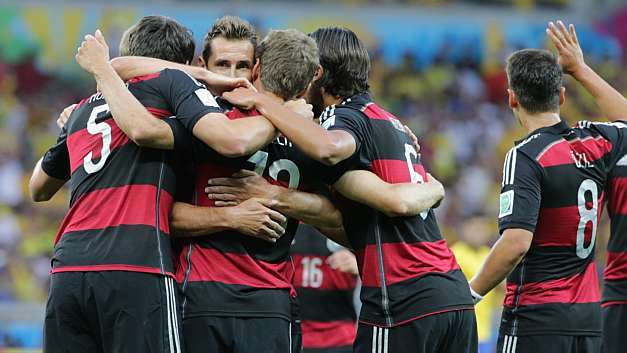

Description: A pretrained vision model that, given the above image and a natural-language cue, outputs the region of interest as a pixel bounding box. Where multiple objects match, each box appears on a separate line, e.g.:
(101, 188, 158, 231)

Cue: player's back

(50, 74, 181, 277)
(603, 122, 627, 306)
(291, 223, 357, 351)
(498, 120, 625, 336)
(321, 93, 473, 328)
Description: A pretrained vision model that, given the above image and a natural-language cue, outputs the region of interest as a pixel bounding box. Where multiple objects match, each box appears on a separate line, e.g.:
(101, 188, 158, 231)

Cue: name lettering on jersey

(273, 135, 293, 148)
(499, 190, 514, 218)
(87, 91, 106, 104)
(618, 154, 627, 166)
(571, 150, 594, 169)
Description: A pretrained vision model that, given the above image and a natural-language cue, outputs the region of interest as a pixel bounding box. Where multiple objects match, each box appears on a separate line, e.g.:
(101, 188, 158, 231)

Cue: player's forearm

(110, 56, 199, 81)
(254, 96, 353, 165)
(29, 158, 67, 202)
(387, 182, 444, 217)
(316, 225, 352, 249)
(272, 187, 343, 229)
(92, 63, 174, 149)
(571, 64, 627, 121)
(170, 202, 234, 237)
(469, 229, 531, 296)
(193, 115, 276, 157)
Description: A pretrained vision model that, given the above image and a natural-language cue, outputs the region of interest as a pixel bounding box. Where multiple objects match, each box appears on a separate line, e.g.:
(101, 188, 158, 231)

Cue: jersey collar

(516, 120, 570, 145)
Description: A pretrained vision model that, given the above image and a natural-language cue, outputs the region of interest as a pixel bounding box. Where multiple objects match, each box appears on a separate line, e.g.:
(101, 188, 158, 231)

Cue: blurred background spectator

(0, 0, 625, 350)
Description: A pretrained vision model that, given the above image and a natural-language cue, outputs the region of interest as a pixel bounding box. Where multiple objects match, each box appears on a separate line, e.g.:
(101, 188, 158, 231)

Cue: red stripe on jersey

(356, 240, 460, 287)
(602, 300, 627, 308)
(504, 261, 599, 307)
(146, 107, 173, 118)
(225, 107, 260, 120)
(127, 72, 161, 84)
(55, 185, 173, 244)
(301, 320, 356, 349)
(362, 102, 400, 122)
(291, 254, 357, 290)
(184, 245, 293, 289)
(195, 164, 245, 207)
(67, 122, 130, 174)
(370, 159, 426, 184)
(51, 264, 174, 277)
(608, 177, 627, 216)
(604, 252, 627, 281)
(74, 96, 90, 110)
(536, 136, 612, 168)
(533, 201, 603, 247)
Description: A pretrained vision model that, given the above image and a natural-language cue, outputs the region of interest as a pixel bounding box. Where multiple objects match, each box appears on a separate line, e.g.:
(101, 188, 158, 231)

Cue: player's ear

(313, 65, 323, 81)
(507, 88, 518, 109)
(558, 86, 566, 106)
(252, 58, 261, 81)
(197, 56, 206, 68)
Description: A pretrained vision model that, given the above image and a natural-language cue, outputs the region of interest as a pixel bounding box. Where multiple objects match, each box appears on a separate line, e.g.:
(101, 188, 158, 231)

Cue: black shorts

(183, 316, 301, 353)
(354, 309, 477, 353)
(602, 303, 627, 353)
(496, 333, 600, 353)
(44, 271, 183, 353)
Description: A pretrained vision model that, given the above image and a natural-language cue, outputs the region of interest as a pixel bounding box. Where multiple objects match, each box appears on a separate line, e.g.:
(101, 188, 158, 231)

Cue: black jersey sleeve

(498, 147, 543, 234)
(41, 127, 71, 180)
(162, 116, 192, 154)
(319, 106, 370, 178)
(151, 68, 223, 132)
(578, 120, 627, 169)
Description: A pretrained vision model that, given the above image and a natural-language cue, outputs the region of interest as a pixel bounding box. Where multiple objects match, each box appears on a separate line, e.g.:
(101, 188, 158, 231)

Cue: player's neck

(521, 111, 561, 134)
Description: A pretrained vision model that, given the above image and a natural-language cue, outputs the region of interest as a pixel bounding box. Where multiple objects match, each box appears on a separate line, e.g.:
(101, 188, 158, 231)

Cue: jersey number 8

(576, 179, 598, 259)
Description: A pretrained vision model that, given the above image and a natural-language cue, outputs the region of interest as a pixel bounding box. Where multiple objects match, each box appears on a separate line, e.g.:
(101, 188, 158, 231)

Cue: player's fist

(326, 249, 358, 275)
(284, 99, 314, 120)
(203, 70, 256, 96)
(76, 29, 110, 75)
(222, 87, 260, 110)
(546, 21, 586, 76)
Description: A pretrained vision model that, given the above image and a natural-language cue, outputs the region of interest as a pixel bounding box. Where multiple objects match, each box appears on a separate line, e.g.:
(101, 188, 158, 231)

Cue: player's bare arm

(223, 88, 357, 166)
(110, 56, 255, 95)
(29, 158, 67, 202)
(469, 228, 533, 299)
(548, 21, 627, 121)
(204, 170, 342, 229)
(332, 170, 445, 218)
(77, 31, 276, 157)
(170, 199, 286, 243)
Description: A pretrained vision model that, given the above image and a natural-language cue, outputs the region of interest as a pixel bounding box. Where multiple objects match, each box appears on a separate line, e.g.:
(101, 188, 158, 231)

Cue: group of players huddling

(27, 13, 627, 353)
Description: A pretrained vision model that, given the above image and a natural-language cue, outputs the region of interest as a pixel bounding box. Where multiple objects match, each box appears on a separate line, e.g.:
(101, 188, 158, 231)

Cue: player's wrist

(568, 62, 591, 80)
(468, 282, 484, 304)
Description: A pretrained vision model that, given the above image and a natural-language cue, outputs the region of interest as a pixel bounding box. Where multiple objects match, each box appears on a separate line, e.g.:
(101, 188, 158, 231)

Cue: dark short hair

(309, 27, 370, 99)
(120, 16, 195, 64)
(506, 49, 563, 114)
(202, 16, 258, 63)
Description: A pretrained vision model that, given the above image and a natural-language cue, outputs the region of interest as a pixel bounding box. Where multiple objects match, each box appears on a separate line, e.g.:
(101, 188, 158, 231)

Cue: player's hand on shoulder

(75, 29, 110, 75)
(546, 21, 586, 76)
(284, 98, 314, 120)
(231, 198, 287, 243)
(206, 169, 279, 206)
(203, 71, 256, 96)
(57, 104, 76, 129)
(403, 124, 420, 152)
(222, 87, 260, 110)
(326, 249, 358, 275)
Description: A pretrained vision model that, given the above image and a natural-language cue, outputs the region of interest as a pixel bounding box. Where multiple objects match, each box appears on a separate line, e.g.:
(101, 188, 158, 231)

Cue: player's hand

(546, 21, 586, 76)
(222, 87, 260, 110)
(403, 124, 420, 153)
(202, 71, 256, 96)
(231, 198, 287, 242)
(425, 173, 445, 205)
(57, 104, 76, 129)
(75, 29, 110, 75)
(284, 99, 314, 120)
(205, 169, 280, 206)
(326, 249, 358, 275)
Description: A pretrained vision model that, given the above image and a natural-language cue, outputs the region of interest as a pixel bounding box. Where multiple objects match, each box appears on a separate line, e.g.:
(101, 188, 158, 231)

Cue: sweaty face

(205, 37, 254, 80)
(305, 79, 325, 119)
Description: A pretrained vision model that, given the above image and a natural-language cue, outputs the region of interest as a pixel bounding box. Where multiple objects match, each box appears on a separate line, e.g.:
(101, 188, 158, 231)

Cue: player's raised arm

(547, 21, 627, 121)
(170, 199, 286, 242)
(110, 56, 254, 95)
(223, 88, 357, 166)
(332, 170, 445, 218)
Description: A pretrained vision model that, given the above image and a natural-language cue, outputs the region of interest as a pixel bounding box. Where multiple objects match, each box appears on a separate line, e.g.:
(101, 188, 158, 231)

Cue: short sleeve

(153, 69, 223, 132)
(319, 106, 370, 176)
(498, 147, 543, 234)
(578, 120, 627, 169)
(162, 117, 192, 154)
(41, 128, 71, 180)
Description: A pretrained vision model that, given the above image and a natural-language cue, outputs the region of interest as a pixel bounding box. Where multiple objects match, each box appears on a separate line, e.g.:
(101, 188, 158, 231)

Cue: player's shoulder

(320, 103, 365, 130)
(576, 120, 627, 139)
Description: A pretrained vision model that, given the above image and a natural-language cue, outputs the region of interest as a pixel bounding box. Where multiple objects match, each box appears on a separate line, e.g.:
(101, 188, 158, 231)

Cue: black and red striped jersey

(40, 69, 220, 277)
(498, 119, 627, 336)
(175, 100, 340, 321)
(319, 92, 473, 328)
(602, 121, 627, 306)
(290, 223, 358, 350)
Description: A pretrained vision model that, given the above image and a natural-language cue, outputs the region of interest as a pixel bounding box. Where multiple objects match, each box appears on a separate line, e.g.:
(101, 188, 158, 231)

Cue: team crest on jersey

(499, 190, 514, 218)
(617, 154, 627, 166)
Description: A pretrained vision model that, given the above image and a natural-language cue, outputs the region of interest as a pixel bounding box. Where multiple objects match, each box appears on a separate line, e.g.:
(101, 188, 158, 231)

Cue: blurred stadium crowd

(1, 0, 626, 349)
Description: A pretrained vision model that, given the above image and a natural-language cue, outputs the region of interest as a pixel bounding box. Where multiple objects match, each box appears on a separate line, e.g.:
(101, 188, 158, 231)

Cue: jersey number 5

(83, 104, 112, 174)
(405, 144, 429, 220)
